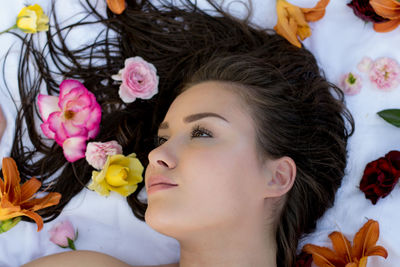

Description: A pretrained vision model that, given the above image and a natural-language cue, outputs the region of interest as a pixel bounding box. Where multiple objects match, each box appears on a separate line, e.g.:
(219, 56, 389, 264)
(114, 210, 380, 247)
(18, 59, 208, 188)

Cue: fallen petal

(62, 136, 87, 162)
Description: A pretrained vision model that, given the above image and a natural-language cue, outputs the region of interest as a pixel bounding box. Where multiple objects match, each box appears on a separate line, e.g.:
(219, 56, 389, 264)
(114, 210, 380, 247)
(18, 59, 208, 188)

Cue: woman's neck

(177, 221, 277, 267)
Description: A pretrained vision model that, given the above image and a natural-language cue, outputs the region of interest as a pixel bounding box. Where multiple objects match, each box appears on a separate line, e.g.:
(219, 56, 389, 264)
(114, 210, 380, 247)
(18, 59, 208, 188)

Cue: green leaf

(0, 217, 21, 234)
(377, 109, 400, 128)
(67, 237, 76, 250)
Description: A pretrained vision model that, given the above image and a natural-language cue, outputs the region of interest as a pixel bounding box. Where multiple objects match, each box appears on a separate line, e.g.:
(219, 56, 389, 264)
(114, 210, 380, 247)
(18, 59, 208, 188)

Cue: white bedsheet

(0, 0, 399, 266)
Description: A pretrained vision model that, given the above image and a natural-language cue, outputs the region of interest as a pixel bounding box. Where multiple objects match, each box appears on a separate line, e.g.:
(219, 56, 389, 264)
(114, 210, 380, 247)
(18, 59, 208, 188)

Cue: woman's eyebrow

(158, 112, 229, 130)
(184, 112, 229, 123)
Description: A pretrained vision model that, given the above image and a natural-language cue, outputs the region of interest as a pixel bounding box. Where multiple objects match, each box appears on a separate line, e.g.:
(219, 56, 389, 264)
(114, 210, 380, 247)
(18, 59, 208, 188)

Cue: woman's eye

(191, 126, 213, 138)
(155, 136, 168, 146)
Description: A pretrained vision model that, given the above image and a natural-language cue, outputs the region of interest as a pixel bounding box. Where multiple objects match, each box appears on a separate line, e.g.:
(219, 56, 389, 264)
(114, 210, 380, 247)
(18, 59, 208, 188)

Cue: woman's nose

(148, 143, 177, 169)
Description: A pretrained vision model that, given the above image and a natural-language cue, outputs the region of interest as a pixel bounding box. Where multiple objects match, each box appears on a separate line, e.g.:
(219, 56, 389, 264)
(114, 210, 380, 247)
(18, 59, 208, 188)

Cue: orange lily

(274, 0, 330, 47)
(303, 219, 388, 267)
(0, 158, 61, 231)
(370, 0, 400, 32)
(106, 0, 126, 15)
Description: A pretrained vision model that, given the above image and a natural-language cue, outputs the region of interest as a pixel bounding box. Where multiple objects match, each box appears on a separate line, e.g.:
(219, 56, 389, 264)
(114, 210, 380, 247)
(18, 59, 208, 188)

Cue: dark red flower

(295, 251, 313, 267)
(360, 150, 400, 204)
(347, 0, 389, 23)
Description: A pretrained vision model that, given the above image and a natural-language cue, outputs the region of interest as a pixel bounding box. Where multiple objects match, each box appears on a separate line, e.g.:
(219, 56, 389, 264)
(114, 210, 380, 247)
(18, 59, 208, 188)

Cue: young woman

(13, 0, 354, 266)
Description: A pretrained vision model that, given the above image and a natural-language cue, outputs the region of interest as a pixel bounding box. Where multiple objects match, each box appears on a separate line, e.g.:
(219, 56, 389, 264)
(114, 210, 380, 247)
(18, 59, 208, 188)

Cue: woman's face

(145, 81, 271, 238)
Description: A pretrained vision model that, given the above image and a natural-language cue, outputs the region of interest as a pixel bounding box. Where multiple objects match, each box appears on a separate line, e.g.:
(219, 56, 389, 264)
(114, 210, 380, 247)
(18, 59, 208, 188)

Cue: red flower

(359, 150, 400, 204)
(295, 251, 313, 267)
(347, 0, 389, 23)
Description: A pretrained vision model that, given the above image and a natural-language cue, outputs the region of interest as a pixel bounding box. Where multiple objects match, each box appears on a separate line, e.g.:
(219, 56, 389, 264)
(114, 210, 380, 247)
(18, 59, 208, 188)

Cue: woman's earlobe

(264, 156, 296, 198)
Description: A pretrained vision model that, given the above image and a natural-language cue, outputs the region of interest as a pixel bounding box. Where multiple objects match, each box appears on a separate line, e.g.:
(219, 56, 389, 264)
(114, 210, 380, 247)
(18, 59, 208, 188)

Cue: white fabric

(0, 0, 399, 266)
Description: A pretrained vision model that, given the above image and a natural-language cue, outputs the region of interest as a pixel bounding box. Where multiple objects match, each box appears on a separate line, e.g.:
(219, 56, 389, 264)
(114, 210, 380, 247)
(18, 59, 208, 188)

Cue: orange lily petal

(373, 19, 400, 32)
(275, 0, 306, 47)
(0, 176, 4, 194)
(365, 245, 388, 258)
(21, 192, 61, 211)
(21, 209, 43, 231)
(106, 0, 126, 15)
(301, 0, 330, 22)
(371, 0, 400, 19)
(329, 231, 353, 262)
(303, 244, 346, 266)
(2, 158, 21, 202)
(345, 263, 357, 267)
(352, 220, 380, 259)
(20, 177, 41, 203)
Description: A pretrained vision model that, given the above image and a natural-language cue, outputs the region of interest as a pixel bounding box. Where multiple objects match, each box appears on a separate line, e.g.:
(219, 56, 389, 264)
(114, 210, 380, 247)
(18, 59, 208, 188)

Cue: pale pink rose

(357, 57, 373, 73)
(37, 80, 102, 162)
(340, 72, 362, 95)
(85, 140, 123, 169)
(369, 57, 400, 91)
(49, 220, 77, 249)
(112, 56, 159, 103)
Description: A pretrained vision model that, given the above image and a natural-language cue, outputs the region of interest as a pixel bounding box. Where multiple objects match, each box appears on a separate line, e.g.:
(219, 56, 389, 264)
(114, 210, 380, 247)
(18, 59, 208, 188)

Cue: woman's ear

(263, 156, 296, 198)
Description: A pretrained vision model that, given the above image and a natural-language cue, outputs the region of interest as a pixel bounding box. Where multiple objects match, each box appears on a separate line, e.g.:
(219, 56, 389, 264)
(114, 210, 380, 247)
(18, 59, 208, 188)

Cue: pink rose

(340, 72, 362, 95)
(49, 219, 77, 250)
(369, 57, 400, 91)
(112, 56, 159, 103)
(85, 140, 123, 169)
(37, 80, 102, 162)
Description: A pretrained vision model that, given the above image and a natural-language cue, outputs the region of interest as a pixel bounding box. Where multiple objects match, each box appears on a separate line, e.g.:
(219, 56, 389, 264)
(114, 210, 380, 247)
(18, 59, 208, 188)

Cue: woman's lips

(147, 175, 178, 195)
(147, 183, 178, 195)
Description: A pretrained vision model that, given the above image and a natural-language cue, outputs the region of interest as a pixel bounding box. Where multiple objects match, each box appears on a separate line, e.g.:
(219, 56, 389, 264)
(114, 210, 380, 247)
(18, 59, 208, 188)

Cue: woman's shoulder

(22, 250, 179, 267)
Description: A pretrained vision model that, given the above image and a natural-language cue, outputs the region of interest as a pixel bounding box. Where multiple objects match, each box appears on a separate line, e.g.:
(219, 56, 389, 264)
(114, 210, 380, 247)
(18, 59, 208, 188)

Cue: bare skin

(22, 250, 178, 267)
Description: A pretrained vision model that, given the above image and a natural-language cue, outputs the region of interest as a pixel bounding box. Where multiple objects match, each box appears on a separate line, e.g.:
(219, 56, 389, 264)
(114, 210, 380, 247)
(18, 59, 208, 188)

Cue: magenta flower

(49, 219, 77, 250)
(85, 140, 123, 170)
(112, 56, 159, 103)
(37, 80, 102, 162)
(369, 57, 400, 91)
(340, 72, 362, 95)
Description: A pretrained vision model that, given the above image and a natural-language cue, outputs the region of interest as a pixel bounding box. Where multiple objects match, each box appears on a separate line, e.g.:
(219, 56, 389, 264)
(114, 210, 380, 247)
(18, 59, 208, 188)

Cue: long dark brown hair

(6, 0, 354, 266)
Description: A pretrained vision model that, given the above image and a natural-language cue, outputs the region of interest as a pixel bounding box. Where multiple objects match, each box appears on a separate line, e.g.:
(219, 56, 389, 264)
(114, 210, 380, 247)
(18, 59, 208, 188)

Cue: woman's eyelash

(154, 125, 213, 147)
(190, 125, 213, 138)
(154, 135, 167, 147)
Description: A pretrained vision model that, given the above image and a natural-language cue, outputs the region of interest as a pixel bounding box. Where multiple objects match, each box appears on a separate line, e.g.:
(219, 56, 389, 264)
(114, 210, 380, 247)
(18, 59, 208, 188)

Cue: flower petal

(106, 0, 126, 14)
(21, 192, 61, 211)
(40, 122, 56, 139)
(119, 85, 137, 103)
(62, 137, 87, 162)
(370, 0, 400, 19)
(352, 219, 380, 259)
(48, 112, 68, 145)
(21, 210, 44, 232)
(365, 245, 388, 258)
(303, 244, 345, 266)
(37, 95, 60, 121)
(373, 19, 400, 32)
(329, 231, 353, 261)
(59, 79, 85, 100)
(2, 158, 21, 202)
(301, 0, 330, 22)
(20, 178, 41, 203)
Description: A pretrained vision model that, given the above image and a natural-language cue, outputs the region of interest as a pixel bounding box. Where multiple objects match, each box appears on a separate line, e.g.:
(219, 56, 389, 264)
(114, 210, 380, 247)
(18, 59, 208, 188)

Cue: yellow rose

(16, 4, 49, 33)
(88, 153, 144, 197)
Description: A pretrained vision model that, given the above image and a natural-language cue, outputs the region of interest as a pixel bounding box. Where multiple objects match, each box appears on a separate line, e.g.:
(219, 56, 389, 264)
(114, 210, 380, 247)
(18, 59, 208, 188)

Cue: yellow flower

(88, 153, 144, 197)
(16, 4, 49, 33)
